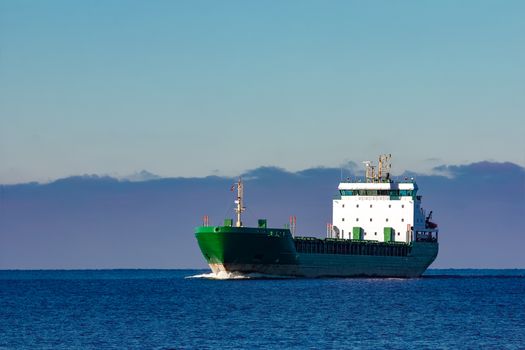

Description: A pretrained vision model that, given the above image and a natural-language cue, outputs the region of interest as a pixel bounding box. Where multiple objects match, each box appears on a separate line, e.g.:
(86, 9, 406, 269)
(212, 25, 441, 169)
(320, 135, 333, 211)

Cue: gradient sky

(1, 0, 524, 184)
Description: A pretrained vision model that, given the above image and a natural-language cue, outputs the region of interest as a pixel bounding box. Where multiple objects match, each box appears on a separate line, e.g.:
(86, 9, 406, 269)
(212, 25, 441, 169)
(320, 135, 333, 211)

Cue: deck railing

(293, 238, 411, 257)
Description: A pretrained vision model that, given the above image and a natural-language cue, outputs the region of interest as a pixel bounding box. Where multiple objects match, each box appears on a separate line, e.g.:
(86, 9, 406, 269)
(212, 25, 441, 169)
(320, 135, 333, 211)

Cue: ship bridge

(330, 155, 437, 244)
(338, 181, 418, 198)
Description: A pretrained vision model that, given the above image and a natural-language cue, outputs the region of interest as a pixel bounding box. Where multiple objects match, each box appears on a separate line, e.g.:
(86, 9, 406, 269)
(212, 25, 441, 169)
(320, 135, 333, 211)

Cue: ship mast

(363, 154, 392, 183)
(378, 154, 392, 182)
(234, 177, 245, 227)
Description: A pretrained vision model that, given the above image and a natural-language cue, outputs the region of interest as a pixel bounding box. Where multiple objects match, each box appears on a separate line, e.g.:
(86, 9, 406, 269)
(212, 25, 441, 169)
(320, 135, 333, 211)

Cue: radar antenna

(362, 161, 376, 183)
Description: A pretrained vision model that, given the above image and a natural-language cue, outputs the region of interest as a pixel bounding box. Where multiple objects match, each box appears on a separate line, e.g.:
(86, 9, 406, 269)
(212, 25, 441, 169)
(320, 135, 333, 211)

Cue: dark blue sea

(1, 269, 524, 349)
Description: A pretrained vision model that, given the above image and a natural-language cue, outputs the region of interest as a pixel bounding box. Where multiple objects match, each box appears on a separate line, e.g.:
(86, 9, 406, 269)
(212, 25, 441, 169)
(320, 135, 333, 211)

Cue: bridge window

(340, 189, 416, 197)
(339, 190, 355, 196)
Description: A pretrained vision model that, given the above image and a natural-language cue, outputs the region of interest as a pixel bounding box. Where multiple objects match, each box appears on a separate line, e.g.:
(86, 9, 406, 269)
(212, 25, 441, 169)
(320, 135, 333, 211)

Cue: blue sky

(1, 0, 524, 184)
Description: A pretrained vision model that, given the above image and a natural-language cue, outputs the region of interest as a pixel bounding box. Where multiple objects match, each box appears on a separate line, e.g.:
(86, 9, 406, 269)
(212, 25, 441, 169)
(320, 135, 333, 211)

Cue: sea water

(1, 269, 524, 349)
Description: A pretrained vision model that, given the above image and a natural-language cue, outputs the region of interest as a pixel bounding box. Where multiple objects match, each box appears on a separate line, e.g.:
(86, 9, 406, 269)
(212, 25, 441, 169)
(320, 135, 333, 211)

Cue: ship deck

(294, 237, 430, 257)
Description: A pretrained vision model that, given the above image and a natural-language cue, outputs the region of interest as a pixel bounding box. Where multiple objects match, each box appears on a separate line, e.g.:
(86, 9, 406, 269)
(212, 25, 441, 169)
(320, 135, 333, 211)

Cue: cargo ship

(195, 155, 438, 278)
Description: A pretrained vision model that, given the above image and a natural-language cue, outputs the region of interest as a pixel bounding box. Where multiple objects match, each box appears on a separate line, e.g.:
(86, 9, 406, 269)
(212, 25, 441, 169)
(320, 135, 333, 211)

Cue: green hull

(195, 226, 438, 278)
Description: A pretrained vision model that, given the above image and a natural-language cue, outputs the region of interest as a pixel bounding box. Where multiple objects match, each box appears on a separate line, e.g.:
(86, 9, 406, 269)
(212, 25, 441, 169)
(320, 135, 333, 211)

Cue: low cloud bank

(0, 161, 523, 269)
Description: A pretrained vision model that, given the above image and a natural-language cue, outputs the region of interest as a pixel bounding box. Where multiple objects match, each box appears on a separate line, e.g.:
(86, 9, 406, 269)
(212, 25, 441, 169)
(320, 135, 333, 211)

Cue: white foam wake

(186, 271, 296, 280)
(186, 271, 250, 280)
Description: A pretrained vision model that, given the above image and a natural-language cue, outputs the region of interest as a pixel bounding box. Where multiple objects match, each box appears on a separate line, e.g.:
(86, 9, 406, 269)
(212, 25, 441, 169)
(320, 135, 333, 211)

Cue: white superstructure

(330, 155, 437, 243)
